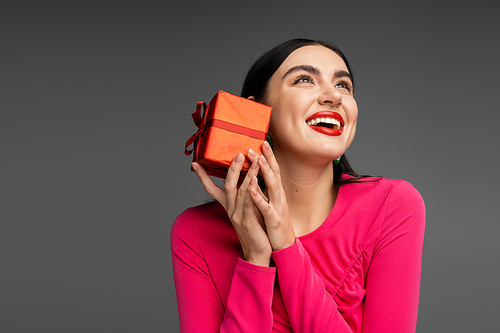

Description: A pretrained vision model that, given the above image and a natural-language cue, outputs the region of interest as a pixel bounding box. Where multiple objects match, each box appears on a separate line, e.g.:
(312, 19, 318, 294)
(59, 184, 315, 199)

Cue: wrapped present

(185, 90, 272, 179)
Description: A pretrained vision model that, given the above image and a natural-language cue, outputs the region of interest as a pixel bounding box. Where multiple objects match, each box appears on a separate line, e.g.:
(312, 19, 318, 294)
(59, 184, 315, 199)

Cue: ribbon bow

(184, 101, 206, 156)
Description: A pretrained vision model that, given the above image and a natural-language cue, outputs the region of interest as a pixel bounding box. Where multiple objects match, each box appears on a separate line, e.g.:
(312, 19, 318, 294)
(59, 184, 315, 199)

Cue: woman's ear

(247, 96, 256, 101)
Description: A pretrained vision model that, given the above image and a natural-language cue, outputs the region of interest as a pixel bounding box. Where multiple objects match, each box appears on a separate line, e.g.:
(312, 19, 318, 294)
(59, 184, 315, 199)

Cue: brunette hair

(241, 38, 375, 186)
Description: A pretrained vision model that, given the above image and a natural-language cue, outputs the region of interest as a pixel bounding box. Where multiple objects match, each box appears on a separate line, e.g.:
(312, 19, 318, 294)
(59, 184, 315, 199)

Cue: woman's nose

(318, 86, 342, 108)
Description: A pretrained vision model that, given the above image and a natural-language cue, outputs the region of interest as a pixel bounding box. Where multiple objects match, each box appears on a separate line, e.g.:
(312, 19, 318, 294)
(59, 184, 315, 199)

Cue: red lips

(305, 111, 344, 136)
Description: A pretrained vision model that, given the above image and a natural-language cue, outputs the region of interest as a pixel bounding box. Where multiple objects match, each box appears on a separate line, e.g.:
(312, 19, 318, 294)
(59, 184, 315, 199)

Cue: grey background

(1, 0, 498, 332)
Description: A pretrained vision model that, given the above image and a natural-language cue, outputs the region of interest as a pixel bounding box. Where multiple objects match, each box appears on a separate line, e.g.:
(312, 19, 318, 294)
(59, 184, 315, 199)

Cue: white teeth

(306, 117, 341, 127)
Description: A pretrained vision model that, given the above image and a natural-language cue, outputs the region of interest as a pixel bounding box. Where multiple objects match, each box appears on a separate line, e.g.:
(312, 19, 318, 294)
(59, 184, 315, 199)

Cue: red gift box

(185, 91, 272, 179)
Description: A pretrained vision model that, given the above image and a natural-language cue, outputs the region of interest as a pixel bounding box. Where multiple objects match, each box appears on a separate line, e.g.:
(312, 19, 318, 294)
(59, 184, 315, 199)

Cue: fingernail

(263, 141, 271, 151)
(248, 148, 257, 158)
(249, 176, 256, 185)
(251, 159, 258, 169)
(235, 153, 244, 163)
(250, 187, 258, 196)
(191, 162, 198, 172)
(260, 155, 267, 165)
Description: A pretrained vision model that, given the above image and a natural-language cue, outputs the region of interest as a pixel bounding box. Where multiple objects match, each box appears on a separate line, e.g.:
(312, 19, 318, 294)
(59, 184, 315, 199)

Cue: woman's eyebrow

(335, 70, 353, 82)
(281, 65, 320, 80)
(281, 65, 352, 83)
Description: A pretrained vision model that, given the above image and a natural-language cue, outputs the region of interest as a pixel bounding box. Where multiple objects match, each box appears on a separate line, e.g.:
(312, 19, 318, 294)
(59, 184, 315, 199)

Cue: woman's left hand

(248, 141, 296, 251)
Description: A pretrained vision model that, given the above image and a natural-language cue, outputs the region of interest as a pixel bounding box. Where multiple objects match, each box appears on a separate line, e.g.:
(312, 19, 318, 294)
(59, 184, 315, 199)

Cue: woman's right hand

(192, 151, 273, 267)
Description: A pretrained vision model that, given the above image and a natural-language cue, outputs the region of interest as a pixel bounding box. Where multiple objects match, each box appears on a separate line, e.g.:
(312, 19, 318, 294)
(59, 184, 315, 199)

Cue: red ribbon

(207, 119, 267, 140)
(184, 101, 268, 156)
(184, 102, 206, 156)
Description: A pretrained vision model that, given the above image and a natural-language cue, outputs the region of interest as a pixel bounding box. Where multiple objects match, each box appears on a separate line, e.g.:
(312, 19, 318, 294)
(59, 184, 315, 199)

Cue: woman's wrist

(243, 254, 271, 267)
(271, 236, 296, 252)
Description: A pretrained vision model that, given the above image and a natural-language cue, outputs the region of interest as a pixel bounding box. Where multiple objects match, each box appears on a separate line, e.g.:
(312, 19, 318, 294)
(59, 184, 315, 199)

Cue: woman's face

(264, 45, 358, 166)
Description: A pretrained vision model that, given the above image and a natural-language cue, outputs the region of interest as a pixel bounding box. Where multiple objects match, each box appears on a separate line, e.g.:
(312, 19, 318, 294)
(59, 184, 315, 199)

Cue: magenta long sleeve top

(171, 177, 425, 332)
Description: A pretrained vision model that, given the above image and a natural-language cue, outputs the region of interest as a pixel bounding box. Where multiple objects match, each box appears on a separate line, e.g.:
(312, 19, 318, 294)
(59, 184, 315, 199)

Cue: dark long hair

(241, 38, 374, 187)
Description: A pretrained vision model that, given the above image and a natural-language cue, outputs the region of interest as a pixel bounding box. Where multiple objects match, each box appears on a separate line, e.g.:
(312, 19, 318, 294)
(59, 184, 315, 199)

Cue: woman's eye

(335, 81, 353, 92)
(293, 75, 314, 84)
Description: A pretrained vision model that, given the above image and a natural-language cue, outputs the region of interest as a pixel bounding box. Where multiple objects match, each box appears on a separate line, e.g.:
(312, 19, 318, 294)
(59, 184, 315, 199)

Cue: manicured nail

(191, 162, 198, 172)
(250, 187, 258, 196)
(260, 155, 267, 165)
(235, 153, 244, 163)
(251, 159, 258, 169)
(248, 148, 257, 158)
(249, 176, 256, 185)
(263, 141, 271, 151)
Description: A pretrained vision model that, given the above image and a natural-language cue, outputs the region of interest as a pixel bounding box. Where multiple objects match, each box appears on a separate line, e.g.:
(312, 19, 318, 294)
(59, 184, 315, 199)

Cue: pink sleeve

(171, 209, 276, 333)
(273, 239, 353, 332)
(221, 259, 276, 332)
(362, 181, 426, 332)
(272, 181, 425, 333)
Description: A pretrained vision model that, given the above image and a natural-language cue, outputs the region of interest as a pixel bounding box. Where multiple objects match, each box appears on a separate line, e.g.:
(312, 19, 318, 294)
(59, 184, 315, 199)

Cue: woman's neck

(275, 154, 338, 237)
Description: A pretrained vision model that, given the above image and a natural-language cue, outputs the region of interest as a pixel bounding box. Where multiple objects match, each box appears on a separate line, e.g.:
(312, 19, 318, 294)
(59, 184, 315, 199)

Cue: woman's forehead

(277, 45, 348, 75)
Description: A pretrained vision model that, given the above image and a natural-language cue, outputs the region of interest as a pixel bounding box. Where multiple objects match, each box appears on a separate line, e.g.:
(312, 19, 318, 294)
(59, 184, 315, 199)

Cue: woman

(171, 39, 425, 332)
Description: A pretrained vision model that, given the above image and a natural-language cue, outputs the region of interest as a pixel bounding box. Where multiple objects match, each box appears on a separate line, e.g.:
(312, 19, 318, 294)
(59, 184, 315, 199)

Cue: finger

(249, 175, 272, 217)
(231, 158, 262, 222)
(257, 152, 282, 203)
(256, 183, 269, 203)
(247, 148, 268, 201)
(261, 141, 280, 173)
(243, 176, 267, 230)
(234, 158, 260, 208)
(242, 175, 260, 224)
(243, 166, 269, 203)
(246, 148, 260, 163)
(224, 153, 246, 212)
(192, 162, 227, 209)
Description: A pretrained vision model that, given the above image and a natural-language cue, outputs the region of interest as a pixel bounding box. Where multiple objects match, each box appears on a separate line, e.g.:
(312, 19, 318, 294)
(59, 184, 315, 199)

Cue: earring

(334, 156, 341, 165)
